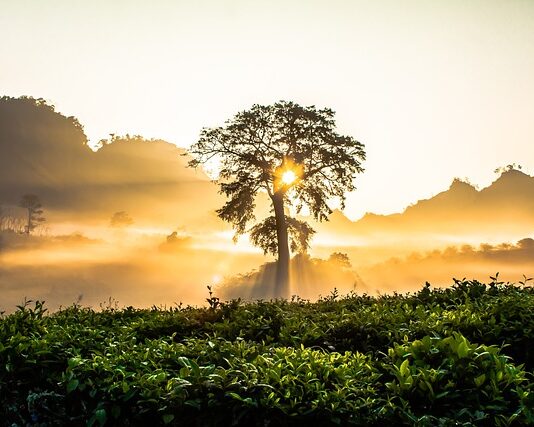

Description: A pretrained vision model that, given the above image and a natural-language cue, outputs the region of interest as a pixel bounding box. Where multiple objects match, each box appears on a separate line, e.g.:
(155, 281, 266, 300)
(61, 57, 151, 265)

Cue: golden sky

(2, 0, 534, 220)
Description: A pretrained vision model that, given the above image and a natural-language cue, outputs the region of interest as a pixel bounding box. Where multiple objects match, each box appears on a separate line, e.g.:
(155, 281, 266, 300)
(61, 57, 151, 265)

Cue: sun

(281, 170, 297, 185)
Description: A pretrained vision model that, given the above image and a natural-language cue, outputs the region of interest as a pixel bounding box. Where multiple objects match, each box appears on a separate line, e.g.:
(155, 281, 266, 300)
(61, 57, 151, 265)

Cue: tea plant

(1, 278, 534, 425)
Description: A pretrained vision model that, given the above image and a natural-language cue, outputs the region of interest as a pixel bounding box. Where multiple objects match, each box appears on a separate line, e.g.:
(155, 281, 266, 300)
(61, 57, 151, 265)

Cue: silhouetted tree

(328, 252, 352, 268)
(18, 194, 45, 235)
(0, 205, 24, 233)
(189, 101, 365, 297)
(110, 211, 134, 227)
(494, 163, 522, 174)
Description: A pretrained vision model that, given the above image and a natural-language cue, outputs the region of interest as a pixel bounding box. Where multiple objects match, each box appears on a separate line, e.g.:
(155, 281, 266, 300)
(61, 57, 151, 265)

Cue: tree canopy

(189, 101, 365, 297)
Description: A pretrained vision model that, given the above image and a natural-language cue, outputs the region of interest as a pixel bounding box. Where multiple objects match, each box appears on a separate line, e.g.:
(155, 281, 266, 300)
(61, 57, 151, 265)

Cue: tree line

(0, 194, 46, 235)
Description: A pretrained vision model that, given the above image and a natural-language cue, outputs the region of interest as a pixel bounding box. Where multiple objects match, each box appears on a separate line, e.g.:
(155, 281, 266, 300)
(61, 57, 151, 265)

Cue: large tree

(188, 101, 365, 297)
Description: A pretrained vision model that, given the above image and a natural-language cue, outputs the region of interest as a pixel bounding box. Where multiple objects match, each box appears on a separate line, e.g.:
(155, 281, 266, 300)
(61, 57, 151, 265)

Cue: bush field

(1, 278, 534, 426)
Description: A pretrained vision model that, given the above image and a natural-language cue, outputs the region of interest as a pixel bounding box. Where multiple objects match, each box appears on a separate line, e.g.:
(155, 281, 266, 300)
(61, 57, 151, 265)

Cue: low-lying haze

(1, 97, 533, 312)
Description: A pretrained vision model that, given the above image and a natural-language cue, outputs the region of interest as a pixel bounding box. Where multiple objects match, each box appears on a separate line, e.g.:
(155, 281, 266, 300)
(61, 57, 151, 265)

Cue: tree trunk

(272, 192, 290, 298)
(26, 208, 31, 235)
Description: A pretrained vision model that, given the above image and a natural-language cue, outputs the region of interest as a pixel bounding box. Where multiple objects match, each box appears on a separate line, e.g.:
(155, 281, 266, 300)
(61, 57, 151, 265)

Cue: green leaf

(162, 414, 175, 424)
(68, 357, 82, 369)
(475, 374, 486, 387)
(399, 359, 410, 377)
(226, 392, 243, 401)
(95, 409, 107, 426)
(66, 379, 79, 393)
(457, 341, 469, 358)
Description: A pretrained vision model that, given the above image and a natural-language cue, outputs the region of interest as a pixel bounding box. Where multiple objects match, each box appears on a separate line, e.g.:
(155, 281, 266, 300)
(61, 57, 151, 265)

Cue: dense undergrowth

(1, 278, 534, 426)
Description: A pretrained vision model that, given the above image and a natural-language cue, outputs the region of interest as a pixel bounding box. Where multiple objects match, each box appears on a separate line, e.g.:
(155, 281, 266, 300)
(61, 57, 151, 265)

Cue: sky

(2, 0, 534, 220)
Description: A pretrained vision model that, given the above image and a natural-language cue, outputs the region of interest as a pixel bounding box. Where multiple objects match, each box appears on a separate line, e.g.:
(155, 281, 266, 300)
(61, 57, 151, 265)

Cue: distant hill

(318, 170, 534, 240)
(3, 95, 533, 239)
(0, 96, 92, 202)
(0, 96, 222, 229)
(76, 136, 223, 228)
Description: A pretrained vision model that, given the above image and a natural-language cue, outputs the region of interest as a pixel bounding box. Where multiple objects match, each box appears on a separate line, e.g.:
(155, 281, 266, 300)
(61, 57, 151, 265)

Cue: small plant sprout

(519, 274, 532, 286)
(206, 285, 221, 310)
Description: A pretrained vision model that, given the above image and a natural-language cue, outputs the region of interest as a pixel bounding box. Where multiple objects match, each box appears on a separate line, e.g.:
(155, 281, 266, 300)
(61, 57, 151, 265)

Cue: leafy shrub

(385, 333, 533, 425)
(1, 279, 534, 425)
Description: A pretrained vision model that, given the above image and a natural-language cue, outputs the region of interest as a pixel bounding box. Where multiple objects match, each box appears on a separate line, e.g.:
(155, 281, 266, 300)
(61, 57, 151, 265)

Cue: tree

(494, 163, 522, 174)
(0, 205, 25, 233)
(188, 101, 365, 297)
(110, 211, 134, 228)
(328, 252, 352, 268)
(18, 194, 45, 235)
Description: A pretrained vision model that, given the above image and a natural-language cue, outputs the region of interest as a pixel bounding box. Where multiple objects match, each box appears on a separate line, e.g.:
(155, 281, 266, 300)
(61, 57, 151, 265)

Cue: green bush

(1, 279, 534, 425)
(385, 333, 533, 425)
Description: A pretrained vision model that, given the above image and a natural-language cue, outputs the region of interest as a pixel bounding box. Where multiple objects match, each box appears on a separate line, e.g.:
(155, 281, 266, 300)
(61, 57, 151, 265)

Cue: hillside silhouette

(0, 96, 92, 203)
(2, 95, 534, 308)
(0, 96, 222, 229)
(3, 96, 534, 239)
(318, 170, 534, 240)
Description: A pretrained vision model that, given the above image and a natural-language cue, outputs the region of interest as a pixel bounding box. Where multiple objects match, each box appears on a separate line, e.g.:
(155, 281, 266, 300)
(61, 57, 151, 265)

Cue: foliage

(0, 204, 27, 233)
(188, 101, 365, 227)
(385, 333, 529, 424)
(18, 194, 46, 235)
(188, 101, 365, 296)
(0, 96, 85, 134)
(328, 252, 352, 268)
(109, 211, 134, 228)
(494, 163, 523, 174)
(249, 216, 316, 255)
(1, 279, 534, 425)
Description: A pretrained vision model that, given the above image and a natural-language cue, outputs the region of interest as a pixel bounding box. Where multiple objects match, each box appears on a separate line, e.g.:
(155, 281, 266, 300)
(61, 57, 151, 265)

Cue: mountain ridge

(0, 96, 222, 229)
(320, 169, 534, 239)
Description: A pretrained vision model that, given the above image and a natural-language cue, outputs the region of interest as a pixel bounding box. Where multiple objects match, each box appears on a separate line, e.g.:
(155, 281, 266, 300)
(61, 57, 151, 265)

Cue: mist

(0, 228, 266, 313)
(2, 96, 534, 312)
